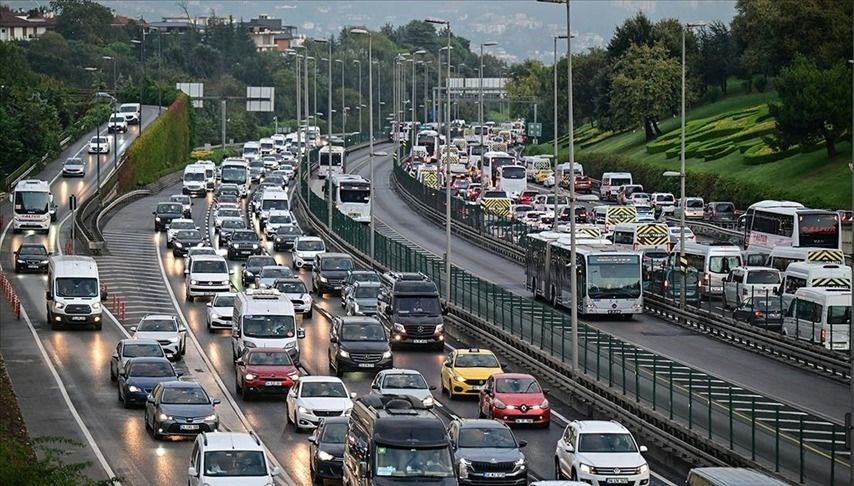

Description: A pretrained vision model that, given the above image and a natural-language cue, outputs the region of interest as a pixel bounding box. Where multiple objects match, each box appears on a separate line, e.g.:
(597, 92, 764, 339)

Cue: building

(0, 7, 56, 42)
(243, 14, 297, 52)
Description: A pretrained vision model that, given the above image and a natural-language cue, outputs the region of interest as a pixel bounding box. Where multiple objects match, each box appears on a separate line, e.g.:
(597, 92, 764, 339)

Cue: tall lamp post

(335, 59, 345, 135)
(553, 34, 568, 161)
(479, 42, 498, 149)
(130, 30, 146, 126)
(83, 66, 104, 199)
(353, 58, 362, 135)
(102, 56, 119, 180)
(426, 17, 452, 299)
(313, 37, 333, 228)
(422, 59, 431, 123)
(552, 33, 573, 232)
(351, 28, 379, 259)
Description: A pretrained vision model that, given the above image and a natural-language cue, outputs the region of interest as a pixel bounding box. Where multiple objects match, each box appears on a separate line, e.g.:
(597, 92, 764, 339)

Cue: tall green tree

(608, 43, 681, 140)
(607, 12, 655, 59)
(768, 55, 852, 157)
(698, 21, 735, 94)
(49, 0, 114, 45)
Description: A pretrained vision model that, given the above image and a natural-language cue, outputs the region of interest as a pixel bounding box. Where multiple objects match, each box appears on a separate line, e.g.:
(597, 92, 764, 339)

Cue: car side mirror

(152, 211, 156, 215)
(187, 466, 199, 478)
(235, 358, 244, 366)
(308, 435, 318, 444)
(640, 445, 648, 453)
(229, 270, 235, 275)
(564, 443, 574, 453)
(443, 361, 450, 368)
(179, 326, 187, 333)
(130, 326, 137, 332)
(212, 399, 221, 405)
(441, 303, 449, 315)
(519, 440, 528, 448)
(183, 269, 189, 275)
(12, 251, 17, 256)
(350, 392, 357, 399)
(429, 385, 437, 391)
(329, 335, 338, 343)
(270, 466, 280, 477)
(206, 302, 212, 308)
(176, 371, 184, 377)
(297, 328, 306, 339)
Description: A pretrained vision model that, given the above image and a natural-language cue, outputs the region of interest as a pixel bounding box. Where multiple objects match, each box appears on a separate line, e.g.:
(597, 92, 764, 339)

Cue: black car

(218, 218, 247, 246)
(308, 416, 348, 484)
(117, 357, 182, 408)
(732, 296, 784, 331)
(13, 241, 49, 273)
(312, 253, 355, 295)
(171, 229, 206, 257)
(153, 202, 184, 232)
(272, 224, 302, 251)
(144, 381, 220, 440)
(227, 230, 262, 260)
(241, 255, 278, 287)
(328, 316, 392, 377)
(449, 419, 528, 486)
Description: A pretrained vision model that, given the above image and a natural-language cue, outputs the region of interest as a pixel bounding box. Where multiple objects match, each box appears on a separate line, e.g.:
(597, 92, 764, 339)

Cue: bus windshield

(501, 166, 526, 179)
(339, 185, 370, 204)
(14, 191, 50, 214)
(320, 152, 342, 167)
(586, 255, 641, 299)
(798, 213, 840, 248)
(221, 167, 247, 185)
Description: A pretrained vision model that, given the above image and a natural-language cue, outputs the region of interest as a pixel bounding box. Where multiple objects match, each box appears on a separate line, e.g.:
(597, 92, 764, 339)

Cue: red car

(574, 174, 593, 193)
(478, 373, 550, 427)
(234, 347, 300, 399)
(517, 190, 539, 206)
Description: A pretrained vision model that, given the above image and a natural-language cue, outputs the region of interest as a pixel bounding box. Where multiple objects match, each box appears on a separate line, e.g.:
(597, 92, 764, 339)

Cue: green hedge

(742, 142, 800, 165)
(117, 94, 191, 192)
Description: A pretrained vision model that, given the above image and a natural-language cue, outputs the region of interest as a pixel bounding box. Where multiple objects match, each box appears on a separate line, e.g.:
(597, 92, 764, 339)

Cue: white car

(107, 114, 128, 133)
(555, 420, 649, 485)
(370, 369, 436, 408)
(184, 246, 217, 268)
(165, 218, 197, 248)
(668, 226, 696, 244)
(263, 210, 293, 238)
(628, 192, 651, 206)
(185, 255, 232, 302)
(62, 157, 86, 177)
(119, 103, 141, 124)
(651, 192, 676, 208)
(188, 432, 280, 486)
(722, 266, 781, 309)
(213, 207, 243, 229)
(88, 136, 110, 154)
(291, 236, 326, 269)
(286, 376, 355, 432)
(206, 292, 235, 331)
(261, 155, 279, 170)
(130, 315, 186, 361)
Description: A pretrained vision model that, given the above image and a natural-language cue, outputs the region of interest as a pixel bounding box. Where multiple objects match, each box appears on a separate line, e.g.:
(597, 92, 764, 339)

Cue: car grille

(404, 324, 435, 338)
(290, 299, 306, 306)
(157, 339, 174, 347)
(350, 353, 384, 363)
(65, 304, 91, 315)
(200, 281, 224, 287)
(313, 410, 342, 417)
(467, 379, 486, 387)
(470, 461, 516, 473)
(591, 466, 641, 476)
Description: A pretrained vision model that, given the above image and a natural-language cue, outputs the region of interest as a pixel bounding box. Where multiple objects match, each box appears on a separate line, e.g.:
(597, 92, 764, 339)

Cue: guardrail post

(729, 385, 733, 449)
(608, 334, 613, 387)
(634, 348, 639, 403)
(688, 368, 693, 430)
(775, 408, 780, 471)
(621, 341, 626, 395)
(596, 330, 601, 381)
(583, 327, 588, 373)
(652, 356, 657, 410)
(669, 361, 674, 420)
(831, 423, 836, 484)
(799, 415, 804, 483)
(707, 379, 712, 439)
(751, 397, 756, 461)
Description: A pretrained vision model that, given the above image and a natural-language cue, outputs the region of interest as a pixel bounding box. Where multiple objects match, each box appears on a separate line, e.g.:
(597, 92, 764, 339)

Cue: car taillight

(754, 311, 764, 319)
(742, 287, 749, 295)
(820, 328, 827, 344)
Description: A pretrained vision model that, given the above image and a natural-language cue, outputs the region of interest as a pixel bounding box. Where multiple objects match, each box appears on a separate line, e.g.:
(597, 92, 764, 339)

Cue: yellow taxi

(533, 169, 554, 184)
(440, 348, 503, 399)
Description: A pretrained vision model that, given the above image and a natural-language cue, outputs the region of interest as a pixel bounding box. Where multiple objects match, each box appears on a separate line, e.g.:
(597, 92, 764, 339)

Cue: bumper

(14, 261, 48, 272)
(228, 247, 261, 259)
(314, 460, 344, 480)
(296, 410, 344, 429)
(160, 343, 181, 359)
(123, 388, 151, 406)
(188, 283, 230, 297)
(155, 419, 217, 436)
(243, 377, 296, 394)
(107, 125, 127, 133)
(13, 218, 50, 231)
(291, 301, 312, 314)
(183, 186, 207, 196)
(316, 280, 345, 293)
(62, 169, 85, 177)
(337, 355, 393, 372)
(51, 312, 102, 326)
(208, 314, 232, 329)
(391, 331, 445, 346)
(578, 472, 649, 486)
(459, 473, 527, 486)
(450, 381, 485, 395)
(293, 256, 313, 267)
(274, 240, 295, 250)
(493, 408, 551, 426)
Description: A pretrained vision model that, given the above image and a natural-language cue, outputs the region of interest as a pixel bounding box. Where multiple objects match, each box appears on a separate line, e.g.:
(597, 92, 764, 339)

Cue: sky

(12, 0, 738, 63)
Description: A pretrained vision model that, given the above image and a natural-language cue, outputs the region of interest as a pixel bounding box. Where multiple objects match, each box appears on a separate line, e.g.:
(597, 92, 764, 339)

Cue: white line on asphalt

(153, 233, 292, 486)
(16, 304, 121, 484)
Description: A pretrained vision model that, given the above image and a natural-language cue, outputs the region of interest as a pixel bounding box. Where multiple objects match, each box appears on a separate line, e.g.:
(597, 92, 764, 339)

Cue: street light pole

(313, 37, 333, 228)
(423, 60, 430, 123)
(84, 67, 103, 200)
(352, 28, 379, 260)
(564, 0, 579, 373)
(354, 59, 362, 135)
(336, 59, 345, 135)
(131, 30, 146, 126)
(553, 34, 567, 161)
(479, 42, 497, 149)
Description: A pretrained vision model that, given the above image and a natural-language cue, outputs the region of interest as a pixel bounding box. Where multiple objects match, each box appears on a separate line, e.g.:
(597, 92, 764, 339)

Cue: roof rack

(249, 430, 261, 446)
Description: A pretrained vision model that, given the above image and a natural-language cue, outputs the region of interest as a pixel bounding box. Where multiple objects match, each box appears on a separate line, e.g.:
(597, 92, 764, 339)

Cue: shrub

(704, 86, 722, 103)
(743, 76, 754, 94)
(742, 142, 798, 165)
(753, 75, 768, 93)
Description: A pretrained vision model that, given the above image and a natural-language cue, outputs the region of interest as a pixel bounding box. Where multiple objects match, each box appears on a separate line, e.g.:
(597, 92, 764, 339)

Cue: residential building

(0, 7, 55, 41)
(243, 14, 297, 52)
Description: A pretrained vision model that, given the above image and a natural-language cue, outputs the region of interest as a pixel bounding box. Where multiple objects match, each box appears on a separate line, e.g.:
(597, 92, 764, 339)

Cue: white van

(611, 223, 670, 252)
(600, 172, 633, 201)
(523, 156, 552, 180)
(783, 287, 850, 351)
(194, 160, 216, 191)
(258, 188, 290, 228)
(767, 246, 846, 273)
(722, 266, 781, 308)
(242, 141, 261, 162)
(231, 289, 305, 364)
(259, 137, 275, 156)
(46, 256, 103, 330)
(677, 242, 744, 296)
(182, 164, 208, 197)
(781, 262, 851, 296)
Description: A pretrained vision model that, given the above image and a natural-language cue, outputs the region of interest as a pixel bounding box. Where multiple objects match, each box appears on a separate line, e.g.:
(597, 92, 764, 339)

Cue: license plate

(484, 472, 506, 478)
(28, 265, 39, 269)
(70, 316, 86, 321)
(515, 418, 534, 423)
(265, 381, 282, 386)
(180, 424, 200, 431)
(470, 385, 482, 391)
(358, 363, 374, 368)
(411, 339, 431, 344)
(607, 310, 621, 314)
(606, 479, 629, 484)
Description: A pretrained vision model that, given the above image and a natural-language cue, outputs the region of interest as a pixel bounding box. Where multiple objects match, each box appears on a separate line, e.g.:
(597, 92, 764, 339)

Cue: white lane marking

(15, 305, 121, 484)
(153, 230, 292, 486)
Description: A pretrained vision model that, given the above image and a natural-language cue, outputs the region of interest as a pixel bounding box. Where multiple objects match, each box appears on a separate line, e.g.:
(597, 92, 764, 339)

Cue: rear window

(746, 270, 780, 284)
(714, 203, 735, 213)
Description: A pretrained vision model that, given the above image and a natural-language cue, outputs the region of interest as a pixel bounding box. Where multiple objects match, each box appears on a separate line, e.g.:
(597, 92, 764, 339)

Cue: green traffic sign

(527, 122, 542, 137)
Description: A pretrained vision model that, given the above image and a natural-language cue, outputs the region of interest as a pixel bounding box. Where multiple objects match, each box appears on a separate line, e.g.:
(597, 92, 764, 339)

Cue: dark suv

(153, 202, 184, 232)
(312, 253, 355, 295)
(328, 316, 392, 377)
(227, 230, 262, 260)
(704, 201, 736, 223)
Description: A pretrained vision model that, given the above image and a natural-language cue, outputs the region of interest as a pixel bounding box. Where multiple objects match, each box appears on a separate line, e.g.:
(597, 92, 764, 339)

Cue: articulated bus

(318, 145, 346, 178)
(330, 174, 370, 223)
(744, 200, 841, 250)
(525, 233, 643, 318)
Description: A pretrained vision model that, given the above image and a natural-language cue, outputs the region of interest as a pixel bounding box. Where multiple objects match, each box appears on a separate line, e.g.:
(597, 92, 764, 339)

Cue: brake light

(821, 328, 827, 344)
(754, 311, 764, 319)
(664, 280, 669, 289)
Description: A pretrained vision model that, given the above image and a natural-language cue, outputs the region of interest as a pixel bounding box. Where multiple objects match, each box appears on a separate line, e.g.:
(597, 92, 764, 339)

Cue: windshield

(496, 377, 541, 394)
(301, 381, 347, 398)
(157, 203, 182, 214)
(383, 374, 427, 389)
(277, 226, 301, 236)
(218, 209, 241, 219)
(686, 199, 704, 208)
(14, 191, 50, 215)
(138, 318, 178, 332)
(297, 240, 325, 251)
(341, 322, 386, 341)
(109, 115, 124, 123)
(354, 286, 379, 299)
(340, 187, 370, 204)
(502, 166, 526, 179)
(266, 176, 285, 186)
(242, 315, 295, 339)
(244, 146, 259, 155)
(262, 199, 289, 211)
(375, 446, 455, 478)
(709, 256, 742, 274)
(747, 270, 780, 284)
(714, 203, 735, 213)
(170, 196, 190, 204)
(18, 245, 47, 256)
(122, 344, 164, 358)
(232, 232, 260, 242)
(175, 230, 202, 240)
(192, 260, 227, 274)
(129, 361, 174, 377)
(120, 106, 137, 113)
(222, 220, 246, 229)
(222, 167, 247, 184)
(91, 137, 108, 144)
(578, 433, 638, 453)
(587, 255, 642, 299)
(275, 281, 306, 294)
(212, 295, 235, 308)
(268, 215, 291, 224)
(65, 158, 84, 166)
(458, 427, 517, 448)
(248, 257, 276, 269)
(260, 267, 292, 279)
(161, 386, 209, 405)
(184, 172, 205, 182)
(203, 451, 266, 477)
(321, 423, 348, 443)
(55, 277, 98, 298)
(455, 353, 500, 368)
(247, 351, 292, 366)
(396, 296, 440, 315)
(611, 178, 632, 187)
(321, 257, 353, 271)
(799, 213, 840, 248)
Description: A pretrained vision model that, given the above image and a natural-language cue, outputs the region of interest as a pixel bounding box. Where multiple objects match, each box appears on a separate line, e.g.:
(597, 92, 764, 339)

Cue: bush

(743, 76, 754, 94)
(704, 86, 722, 103)
(742, 141, 799, 165)
(753, 75, 768, 93)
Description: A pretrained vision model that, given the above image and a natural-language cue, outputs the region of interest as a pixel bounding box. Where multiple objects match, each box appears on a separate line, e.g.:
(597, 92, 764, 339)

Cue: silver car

(370, 369, 436, 408)
(343, 281, 381, 316)
(206, 292, 235, 331)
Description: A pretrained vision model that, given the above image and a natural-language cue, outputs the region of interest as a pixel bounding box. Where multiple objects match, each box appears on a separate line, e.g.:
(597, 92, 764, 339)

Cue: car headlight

(275, 237, 283, 242)
(339, 349, 350, 358)
(245, 373, 256, 381)
(458, 458, 471, 479)
(493, 399, 507, 409)
(298, 406, 310, 415)
(514, 457, 526, 469)
(579, 463, 593, 474)
(174, 242, 183, 248)
(393, 323, 405, 332)
(285, 341, 296, 349)
(191, 280, 198, 285)
(382, 350, 392, 359)
(435, 323, 444, 333)
(54, 302, 65, 310)
(288, 372, 300, 381)
(539, 398, 549, 409)
(422, 396, 434, 408)
(168, 337, 179, 343)
(128, 385, 140, 392)
(453, 374, 466, 383)
(302, 296, 312, 304)
(91, 302, 101, 311)
(319, 276, 328, 283)
(204, 414, 217, 422)
(639, 463, 649, 475)
(40, 259, 48, 264)
(155, 216, 161, 222)
(317, 450, 335, 461)
(253, 244, 259, 249)
(16, 259, 24, 263)
(232, 243, 239, 248)
(158, 413, 170, 421)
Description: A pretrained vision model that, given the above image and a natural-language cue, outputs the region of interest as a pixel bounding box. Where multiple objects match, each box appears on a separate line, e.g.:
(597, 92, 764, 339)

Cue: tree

(768, 56, 852, 157)
(571, 48, 610, 125)
(49, 0, 114, 45)
(608, 43, 681, 140)
(698, 21, 735, 94)
(607, 12, 654, 59)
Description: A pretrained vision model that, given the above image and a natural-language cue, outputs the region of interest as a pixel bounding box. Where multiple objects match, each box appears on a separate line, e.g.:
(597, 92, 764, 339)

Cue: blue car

(117, 357, 182, 409)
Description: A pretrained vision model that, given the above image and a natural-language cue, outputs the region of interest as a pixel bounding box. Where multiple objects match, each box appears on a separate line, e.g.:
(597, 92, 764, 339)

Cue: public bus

(318, 145, 346, 178)
(525, 233, 643, 318)
(416, 130, 440, 163)
(743, 200, 841, 250)
(479, 151, 516, 189)
(10, 179, 55, 233)
(330, 174, 370, 223)
(220, 159, 249, 197)
(495, 164, 527, 200)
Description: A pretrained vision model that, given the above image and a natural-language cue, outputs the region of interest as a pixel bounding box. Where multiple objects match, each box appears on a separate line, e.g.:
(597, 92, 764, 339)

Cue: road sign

(527, 122, 542, 137)
(246, 86, 275, 112)
(176, 83, 204, 108)
(69, 194, 77, 211)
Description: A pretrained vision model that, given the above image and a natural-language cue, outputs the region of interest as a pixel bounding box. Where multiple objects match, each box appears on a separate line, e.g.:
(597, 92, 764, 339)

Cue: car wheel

(144, 410, 152, 430)
(110, 364, 116, 382)
(554, 459, 563, 480)
(570, 468, 578, 481)
(335, 361, 344, 378)
(478, 404, 485, 418)
(122, 392, 132, 409)
(447, 380, 456, 400)
(305, 309, 313, 320)
(187, 292, 194, 303)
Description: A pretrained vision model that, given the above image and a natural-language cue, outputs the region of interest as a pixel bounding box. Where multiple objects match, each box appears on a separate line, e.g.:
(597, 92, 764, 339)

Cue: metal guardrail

(95, 189, 151, 234)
